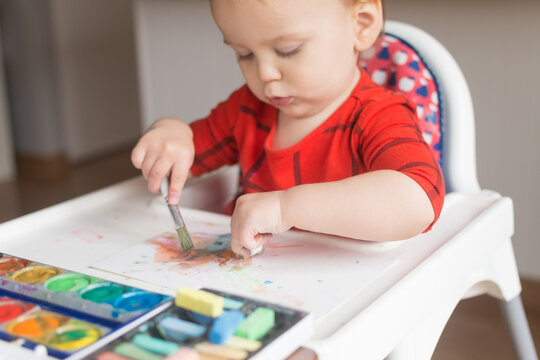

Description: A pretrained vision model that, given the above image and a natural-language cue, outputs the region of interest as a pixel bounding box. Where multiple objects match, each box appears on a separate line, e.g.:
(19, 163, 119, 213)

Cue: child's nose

(257, 60, 281, 83)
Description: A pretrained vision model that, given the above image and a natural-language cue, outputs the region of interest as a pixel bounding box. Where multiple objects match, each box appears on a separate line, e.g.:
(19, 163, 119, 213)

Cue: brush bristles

(177, 227, 194, 252)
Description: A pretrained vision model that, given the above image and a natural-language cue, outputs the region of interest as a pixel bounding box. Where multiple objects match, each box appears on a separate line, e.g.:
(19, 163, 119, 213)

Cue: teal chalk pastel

(209, 310, 246, 345)
(132, 334, 179, 355)
(235, 307, 275, 340)
(114, 342, 162, 360)
(222, 297, 245, 310)
(159, 316, 205, 342)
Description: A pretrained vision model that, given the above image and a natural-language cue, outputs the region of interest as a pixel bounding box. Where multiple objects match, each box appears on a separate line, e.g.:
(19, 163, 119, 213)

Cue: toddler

(131, 0, 444, 258)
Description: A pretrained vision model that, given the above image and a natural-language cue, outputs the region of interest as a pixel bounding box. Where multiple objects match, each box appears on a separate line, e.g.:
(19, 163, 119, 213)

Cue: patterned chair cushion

(359, 34, 442, 165)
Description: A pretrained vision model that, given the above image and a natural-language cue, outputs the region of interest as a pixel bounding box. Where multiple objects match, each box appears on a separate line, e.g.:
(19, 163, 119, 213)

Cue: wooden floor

(0, 149, 539, 359)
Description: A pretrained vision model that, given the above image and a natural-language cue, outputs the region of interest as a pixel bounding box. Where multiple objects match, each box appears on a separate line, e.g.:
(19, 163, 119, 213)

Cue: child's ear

(351, 1, 383, 52)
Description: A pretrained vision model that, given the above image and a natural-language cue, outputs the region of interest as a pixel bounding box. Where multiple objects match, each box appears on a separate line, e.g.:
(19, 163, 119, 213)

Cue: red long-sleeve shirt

(190, 69, 444, 229)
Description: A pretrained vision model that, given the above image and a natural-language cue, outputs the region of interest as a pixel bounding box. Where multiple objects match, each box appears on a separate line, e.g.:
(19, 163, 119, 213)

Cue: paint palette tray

(73, 288, 313, 360)
(0, 295, 112, 358)
(0, 253, 173, 359)
(0, 253, 170, 323)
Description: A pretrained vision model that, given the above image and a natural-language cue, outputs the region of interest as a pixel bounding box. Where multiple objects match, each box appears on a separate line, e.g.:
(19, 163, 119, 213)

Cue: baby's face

(211, 0, 372, 121)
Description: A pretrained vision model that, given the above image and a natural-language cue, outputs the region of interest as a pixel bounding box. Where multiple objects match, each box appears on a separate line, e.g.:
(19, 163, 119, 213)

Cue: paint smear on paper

(221, 270, 305, 307)
(150, 233, 251, 270)
(72, 229, 104, 243)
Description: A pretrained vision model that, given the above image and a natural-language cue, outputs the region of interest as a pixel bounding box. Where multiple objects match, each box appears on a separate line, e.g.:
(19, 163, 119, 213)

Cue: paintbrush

(160, 178, 193, 252)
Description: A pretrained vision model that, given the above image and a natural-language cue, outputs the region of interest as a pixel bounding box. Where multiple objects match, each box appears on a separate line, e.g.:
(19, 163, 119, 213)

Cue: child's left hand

(230, 191, 291, 258)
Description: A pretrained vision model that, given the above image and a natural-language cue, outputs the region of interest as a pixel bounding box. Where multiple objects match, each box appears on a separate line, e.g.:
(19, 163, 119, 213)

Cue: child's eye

(276, 46, 301, 58)
(237, 52, 254, 61)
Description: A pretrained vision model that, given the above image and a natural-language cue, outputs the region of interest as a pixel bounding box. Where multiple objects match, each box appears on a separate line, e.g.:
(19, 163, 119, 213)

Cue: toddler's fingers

(148, 158, 174, 193)
(141, 152, 158, 180)
(131, 143, 146, 169)
(231, 229, 265, 259)
(255, 233, 272, 246)
(230, 229, 250, 258)
(168, 167, 188, 205)
(233, 245, 251, 259)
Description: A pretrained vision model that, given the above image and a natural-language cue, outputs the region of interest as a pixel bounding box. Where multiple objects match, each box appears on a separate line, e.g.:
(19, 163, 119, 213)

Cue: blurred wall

(0, 0, 64, 158)
(0, 0, 141, 164)
(133, 0, 243, 128)
(50, 0, 141, 161)
(0, 29, 13, 182)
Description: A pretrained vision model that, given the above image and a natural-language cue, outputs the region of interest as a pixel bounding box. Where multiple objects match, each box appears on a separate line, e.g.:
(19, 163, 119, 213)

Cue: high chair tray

(0, 176, 511, 359)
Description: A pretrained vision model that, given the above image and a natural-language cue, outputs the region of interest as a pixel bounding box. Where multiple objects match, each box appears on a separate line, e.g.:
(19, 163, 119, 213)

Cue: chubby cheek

(289, 65, 335, 102)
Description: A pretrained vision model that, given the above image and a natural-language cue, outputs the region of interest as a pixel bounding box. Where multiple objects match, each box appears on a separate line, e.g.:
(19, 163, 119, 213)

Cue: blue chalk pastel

(222, 297, 245, 310)
(209, 310, 246, 345)
(190, 311, 213, 325)
(159, 316, 206, 342)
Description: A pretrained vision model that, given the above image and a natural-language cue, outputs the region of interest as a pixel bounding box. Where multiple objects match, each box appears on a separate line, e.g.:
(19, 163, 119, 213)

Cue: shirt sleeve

(189, 87, 247, 176)
(354, 96, 445, 231)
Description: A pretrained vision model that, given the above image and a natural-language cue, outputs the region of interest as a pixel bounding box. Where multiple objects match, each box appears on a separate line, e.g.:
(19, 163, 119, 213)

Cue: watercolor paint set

(0, 253, 171, 358)
(0, 253, 313, 359)
(0, 254, 168, 324)
(72, 287, 313, 360)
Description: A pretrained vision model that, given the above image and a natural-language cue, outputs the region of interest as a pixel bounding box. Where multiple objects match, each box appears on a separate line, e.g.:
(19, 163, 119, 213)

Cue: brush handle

(161, 178, 185, 228)
(160, 178, 170, 199)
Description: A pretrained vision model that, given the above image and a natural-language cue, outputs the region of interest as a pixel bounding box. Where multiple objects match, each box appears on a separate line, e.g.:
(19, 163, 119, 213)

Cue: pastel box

(78, 288, 312, 360)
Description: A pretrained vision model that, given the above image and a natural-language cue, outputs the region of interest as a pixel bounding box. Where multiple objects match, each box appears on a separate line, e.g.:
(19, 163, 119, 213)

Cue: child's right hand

(131, 118, 195, 205)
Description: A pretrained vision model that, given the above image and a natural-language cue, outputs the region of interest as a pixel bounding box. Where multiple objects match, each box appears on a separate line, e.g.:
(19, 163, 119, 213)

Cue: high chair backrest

(363, 20, 481, 193)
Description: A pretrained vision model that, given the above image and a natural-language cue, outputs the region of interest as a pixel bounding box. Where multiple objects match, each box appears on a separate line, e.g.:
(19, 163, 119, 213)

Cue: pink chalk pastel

(164, 347, 200, 360)
(96, 351, 130, 360)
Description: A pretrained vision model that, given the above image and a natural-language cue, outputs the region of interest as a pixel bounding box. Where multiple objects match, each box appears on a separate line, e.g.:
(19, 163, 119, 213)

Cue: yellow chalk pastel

(195, 342, 248, 360)
(226, 336, 262, 352)
(175, 287, 223, 318)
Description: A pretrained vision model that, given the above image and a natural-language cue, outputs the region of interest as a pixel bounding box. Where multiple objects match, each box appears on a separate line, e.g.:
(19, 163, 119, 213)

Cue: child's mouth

(267, 96, 292, 107)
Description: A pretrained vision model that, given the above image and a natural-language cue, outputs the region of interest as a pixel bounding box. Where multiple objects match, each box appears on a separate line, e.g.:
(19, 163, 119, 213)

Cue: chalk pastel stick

(222, 297, 245, 310)
(249, 245, 263, 256)
(96, 351, 130, 360)
(195, 342, 248, 360)
(235, 307, 275, 340)
(132, 334, 179, 355)
(159, 316, 206, 342)
(175, 287, 223, 318)
(226, 336, 262, 352)
(189, 311, 213, 325)
(114, 342, 162, 360)
(209, 310, 245, 345)
(164, 347, 199, 360)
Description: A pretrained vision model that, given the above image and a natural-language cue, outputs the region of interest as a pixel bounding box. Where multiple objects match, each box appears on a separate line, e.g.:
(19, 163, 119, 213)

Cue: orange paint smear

(151, 233, 251, 270)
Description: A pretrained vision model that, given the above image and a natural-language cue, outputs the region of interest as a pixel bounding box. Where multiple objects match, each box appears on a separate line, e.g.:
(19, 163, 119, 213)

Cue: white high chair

(178, 21, 538, 359)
